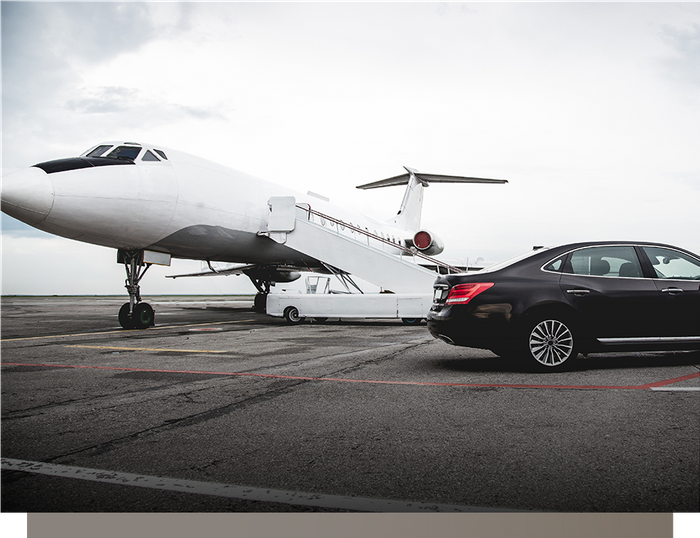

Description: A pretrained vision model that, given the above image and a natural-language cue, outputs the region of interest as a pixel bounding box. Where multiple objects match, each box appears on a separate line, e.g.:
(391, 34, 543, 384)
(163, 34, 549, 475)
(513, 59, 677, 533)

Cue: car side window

(566, 246, 644, 278)
(642, 247, 700, 280)
(543, 255, 566, 272)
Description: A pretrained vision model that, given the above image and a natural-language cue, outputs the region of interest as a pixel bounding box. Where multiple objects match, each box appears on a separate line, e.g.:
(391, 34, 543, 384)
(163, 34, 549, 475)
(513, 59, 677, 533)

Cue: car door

(559, 245, 660, 338)
(639, 245, 700, 338)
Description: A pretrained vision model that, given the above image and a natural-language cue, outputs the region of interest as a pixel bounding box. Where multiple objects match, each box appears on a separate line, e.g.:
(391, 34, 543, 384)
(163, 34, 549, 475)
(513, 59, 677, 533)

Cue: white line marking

(650, 387, 700, 391)
(1, 458, 510, 512)
(65, 345, 227, 354)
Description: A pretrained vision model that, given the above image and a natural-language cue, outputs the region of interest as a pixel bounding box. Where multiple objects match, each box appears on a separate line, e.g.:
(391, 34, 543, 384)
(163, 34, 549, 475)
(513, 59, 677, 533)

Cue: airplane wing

(166, 262, 254, 279)
(166, 262, 306, 286)
(357, 166, 508, 189)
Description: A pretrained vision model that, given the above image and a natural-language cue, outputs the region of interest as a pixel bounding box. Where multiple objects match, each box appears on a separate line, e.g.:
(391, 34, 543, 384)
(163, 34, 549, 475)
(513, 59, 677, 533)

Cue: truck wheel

(283, 306, 305, 324)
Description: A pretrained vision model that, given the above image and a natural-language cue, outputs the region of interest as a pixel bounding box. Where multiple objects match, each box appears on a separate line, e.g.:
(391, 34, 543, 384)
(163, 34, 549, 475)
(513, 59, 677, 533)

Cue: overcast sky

(2, 1, 699, 296)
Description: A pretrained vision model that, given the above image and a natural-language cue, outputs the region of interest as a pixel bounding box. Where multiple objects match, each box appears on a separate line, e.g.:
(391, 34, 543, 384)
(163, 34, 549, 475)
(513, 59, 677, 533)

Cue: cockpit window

(142, 150, 161, 162)
(85, 145, 113, 157)
(107, 146, 142, 160)
(154, 149, 168, 160)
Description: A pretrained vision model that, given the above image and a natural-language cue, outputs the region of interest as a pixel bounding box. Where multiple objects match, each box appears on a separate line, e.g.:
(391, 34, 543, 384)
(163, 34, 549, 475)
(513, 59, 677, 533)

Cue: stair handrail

(295, 204, 463, 274)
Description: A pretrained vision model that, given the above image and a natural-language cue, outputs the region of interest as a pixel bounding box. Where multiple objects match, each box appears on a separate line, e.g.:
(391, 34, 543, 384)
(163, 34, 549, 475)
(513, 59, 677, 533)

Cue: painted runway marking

(2, 362, 699, 390)
(0, 458, 506, 512)
(65, 345, 227, 354)
(650, 387, 700, 391)
(0, 319, 256, 342)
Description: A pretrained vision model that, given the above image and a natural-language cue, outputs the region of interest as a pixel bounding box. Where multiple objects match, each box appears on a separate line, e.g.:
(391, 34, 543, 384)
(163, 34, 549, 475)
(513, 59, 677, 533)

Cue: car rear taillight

(445, 283, 494, 305)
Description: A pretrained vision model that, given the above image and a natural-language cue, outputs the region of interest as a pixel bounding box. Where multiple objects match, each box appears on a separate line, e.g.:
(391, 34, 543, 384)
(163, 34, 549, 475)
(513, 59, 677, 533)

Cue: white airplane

(1, 141, 506, 328)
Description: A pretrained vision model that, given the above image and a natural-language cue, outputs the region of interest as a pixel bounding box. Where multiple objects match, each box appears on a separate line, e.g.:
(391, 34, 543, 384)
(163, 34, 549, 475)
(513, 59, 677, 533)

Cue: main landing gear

(250, 280, 271, 313)
(118, 250, 155, 329)
(242, 265, 302, 314)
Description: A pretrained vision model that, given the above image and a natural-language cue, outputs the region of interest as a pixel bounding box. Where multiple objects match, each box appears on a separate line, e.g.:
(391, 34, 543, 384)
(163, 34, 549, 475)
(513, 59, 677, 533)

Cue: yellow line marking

(66, 345, 227, 354)
(1, 319, 256, 342)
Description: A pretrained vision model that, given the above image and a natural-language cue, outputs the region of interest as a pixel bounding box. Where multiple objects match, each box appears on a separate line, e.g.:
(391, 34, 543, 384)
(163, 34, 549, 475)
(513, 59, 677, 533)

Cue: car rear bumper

(427, 305, 518, 349)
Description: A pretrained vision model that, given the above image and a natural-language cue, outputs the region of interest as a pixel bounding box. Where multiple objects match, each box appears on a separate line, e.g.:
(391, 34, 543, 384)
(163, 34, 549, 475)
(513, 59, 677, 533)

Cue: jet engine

(407, 230, 445, 256)
(243, 266, 302, 283)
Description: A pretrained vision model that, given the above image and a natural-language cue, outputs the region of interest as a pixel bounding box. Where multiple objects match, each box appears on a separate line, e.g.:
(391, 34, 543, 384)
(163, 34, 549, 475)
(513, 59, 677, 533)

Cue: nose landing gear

(118, 250, 155, 329)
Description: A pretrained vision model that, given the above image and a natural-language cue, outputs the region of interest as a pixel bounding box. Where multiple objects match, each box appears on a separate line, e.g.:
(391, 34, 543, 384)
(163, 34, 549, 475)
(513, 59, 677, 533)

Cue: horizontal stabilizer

(357, 167, 507, 189)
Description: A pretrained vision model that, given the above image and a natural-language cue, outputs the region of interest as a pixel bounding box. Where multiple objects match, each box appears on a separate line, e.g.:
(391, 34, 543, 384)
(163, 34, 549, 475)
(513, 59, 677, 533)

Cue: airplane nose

(1, 166, 55, 225)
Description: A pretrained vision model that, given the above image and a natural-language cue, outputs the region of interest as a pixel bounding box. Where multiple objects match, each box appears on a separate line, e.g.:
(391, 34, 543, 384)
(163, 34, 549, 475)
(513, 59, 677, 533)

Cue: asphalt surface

(1, 296, 698, 513)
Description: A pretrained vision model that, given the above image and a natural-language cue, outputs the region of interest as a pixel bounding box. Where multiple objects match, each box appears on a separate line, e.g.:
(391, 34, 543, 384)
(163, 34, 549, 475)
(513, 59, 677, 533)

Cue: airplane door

(559, 245, 660, 338)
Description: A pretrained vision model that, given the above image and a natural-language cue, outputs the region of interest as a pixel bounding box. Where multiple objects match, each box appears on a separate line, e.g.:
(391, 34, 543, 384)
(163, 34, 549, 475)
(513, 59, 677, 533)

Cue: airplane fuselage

(2, 141, 507, 328)
(2, 142, 412, 268)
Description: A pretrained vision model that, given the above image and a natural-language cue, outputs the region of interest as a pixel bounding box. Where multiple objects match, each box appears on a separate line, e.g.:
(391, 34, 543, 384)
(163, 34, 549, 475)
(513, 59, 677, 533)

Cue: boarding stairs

(259, 196, 462, 294)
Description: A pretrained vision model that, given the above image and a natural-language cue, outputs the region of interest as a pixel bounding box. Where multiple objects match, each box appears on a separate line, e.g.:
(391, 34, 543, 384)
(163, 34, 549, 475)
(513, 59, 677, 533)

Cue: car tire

(283, 306, 305, 324)
(522, 316, 578, 371)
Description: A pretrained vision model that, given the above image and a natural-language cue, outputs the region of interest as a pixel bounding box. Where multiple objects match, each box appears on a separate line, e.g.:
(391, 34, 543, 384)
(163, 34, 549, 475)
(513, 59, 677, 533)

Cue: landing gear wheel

(118, 250, 153, 330)
(524, 317, 577, 371)
(119, 303, 135, 329)
(133, 303, 155, 329)
(283, 306, 305, 324)
(253, 293, 267, 313)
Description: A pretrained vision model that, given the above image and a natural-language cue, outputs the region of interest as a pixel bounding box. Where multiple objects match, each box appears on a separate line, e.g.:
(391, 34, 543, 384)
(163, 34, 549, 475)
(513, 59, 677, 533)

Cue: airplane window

(142, 150, 160, 162)
(107, 146, 142, 161)
(154, 149, 168, 160)
(85, 145, 113, 157)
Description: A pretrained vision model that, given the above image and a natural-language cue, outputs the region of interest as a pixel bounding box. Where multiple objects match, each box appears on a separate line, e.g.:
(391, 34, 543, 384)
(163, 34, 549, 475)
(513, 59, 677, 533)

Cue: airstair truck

(266, 276, 433, 324)
(261, 197, 465, 324)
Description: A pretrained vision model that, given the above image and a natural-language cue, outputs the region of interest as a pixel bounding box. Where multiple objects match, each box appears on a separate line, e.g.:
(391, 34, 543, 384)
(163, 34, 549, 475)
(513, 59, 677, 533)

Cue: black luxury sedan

(427, 242, 700, 371)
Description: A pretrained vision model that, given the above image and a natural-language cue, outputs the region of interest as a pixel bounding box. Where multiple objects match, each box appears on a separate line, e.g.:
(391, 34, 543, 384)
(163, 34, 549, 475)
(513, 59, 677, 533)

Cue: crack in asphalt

(35, 340, 432, 466)
(43, 378, 308, 464)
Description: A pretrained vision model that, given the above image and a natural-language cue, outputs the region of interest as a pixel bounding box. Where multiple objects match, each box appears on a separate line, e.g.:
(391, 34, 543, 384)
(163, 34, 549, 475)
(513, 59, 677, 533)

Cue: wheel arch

(517, 301, 582, 330)
(517, 301, 592, 353)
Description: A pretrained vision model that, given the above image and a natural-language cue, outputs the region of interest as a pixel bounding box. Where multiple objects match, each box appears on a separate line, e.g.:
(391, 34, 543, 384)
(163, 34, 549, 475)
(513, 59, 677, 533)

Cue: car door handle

(566, 289, 590, 296)
(661, 287, 684, 295)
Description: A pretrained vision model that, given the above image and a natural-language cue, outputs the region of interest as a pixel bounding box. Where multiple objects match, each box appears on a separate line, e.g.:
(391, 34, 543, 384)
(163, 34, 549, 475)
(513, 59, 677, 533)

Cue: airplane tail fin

(356, 167, 507, 231)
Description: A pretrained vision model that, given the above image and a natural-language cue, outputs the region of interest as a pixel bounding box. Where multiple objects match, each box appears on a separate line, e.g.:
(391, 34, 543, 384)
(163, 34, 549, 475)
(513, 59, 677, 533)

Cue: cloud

(660, 22, 700, 89)
(0, 2, 199, 170)
(2, 2, 699, 296)
(65, 86, 227, 121)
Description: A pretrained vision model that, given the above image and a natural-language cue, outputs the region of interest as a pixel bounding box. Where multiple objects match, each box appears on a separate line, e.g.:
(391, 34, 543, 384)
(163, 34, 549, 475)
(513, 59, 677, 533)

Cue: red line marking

(641, 371, 700, 389)
(3, 362, 699, 390)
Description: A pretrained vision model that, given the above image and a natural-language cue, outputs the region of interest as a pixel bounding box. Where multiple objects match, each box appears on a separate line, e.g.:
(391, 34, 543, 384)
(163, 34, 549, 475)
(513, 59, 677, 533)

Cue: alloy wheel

(528, 319, 575, 367)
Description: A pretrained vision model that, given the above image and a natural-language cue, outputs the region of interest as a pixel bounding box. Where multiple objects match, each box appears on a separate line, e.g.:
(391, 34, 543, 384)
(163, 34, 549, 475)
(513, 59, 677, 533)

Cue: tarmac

(2, 295, 699, 514)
